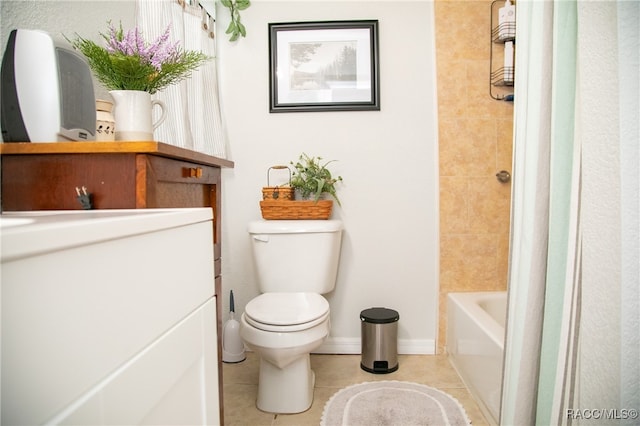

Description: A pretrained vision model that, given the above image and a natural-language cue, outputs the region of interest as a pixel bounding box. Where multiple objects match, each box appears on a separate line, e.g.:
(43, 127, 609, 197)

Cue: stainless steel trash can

(360, 307, 399, 374)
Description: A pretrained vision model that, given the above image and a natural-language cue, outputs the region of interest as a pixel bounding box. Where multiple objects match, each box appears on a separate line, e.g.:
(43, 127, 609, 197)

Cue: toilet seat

(244, 293, 329, 332)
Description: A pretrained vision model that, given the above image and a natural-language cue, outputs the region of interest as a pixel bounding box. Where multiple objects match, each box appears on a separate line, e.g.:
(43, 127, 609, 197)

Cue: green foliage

(67, 23, 209, 94)
(221, 0, 250, 42)
(290, 153, 344, 206)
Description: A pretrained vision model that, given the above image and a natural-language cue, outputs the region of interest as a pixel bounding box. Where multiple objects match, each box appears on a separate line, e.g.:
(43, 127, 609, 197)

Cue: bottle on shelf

(498, 0, 516, 41)
(504, 41, 515, 84)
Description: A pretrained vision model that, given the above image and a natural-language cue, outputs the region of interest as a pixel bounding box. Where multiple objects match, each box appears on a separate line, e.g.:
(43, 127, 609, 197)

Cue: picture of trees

(289, 41, 357, 90)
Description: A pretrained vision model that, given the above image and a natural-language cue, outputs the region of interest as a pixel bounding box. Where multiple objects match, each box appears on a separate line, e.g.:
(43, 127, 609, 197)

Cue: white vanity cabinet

(1, 208, 219, 425)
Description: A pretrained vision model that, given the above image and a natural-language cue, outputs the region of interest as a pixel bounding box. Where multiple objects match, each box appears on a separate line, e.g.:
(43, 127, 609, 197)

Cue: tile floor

(223, 353, 489, 425)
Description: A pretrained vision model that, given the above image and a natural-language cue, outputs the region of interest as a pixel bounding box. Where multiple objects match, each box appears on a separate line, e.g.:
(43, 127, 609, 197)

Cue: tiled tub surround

(435, 0, 514, 353)
(223, 353, 489, 425)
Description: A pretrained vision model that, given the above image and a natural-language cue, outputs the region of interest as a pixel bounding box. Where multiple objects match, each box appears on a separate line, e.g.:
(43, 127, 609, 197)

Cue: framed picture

(269, 20, 380, 113)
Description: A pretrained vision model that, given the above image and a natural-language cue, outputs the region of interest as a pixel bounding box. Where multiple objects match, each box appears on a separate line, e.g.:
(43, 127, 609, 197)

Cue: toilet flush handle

(253, 235, 269, 242)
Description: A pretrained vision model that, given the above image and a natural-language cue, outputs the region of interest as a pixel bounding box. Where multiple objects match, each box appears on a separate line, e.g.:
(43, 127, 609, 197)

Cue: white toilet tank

(248, 220, 343, 293)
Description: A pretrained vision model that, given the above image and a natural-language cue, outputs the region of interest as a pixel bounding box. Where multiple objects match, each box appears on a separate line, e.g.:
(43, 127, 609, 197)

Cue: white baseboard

(314, 337, 435, 355)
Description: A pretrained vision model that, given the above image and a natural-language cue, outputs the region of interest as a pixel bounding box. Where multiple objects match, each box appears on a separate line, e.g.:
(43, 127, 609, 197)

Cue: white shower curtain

(135, 0, 227, 158)
(502, 1, 639, 425)
(500, 1, 554, 422)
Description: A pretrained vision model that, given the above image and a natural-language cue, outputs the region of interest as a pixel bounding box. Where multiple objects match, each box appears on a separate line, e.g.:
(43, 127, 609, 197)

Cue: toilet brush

(222, 290, 246, 363)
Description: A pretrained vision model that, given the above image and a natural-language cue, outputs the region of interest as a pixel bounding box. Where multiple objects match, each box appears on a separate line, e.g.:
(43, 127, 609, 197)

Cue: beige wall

(218, 1, 440, 353)
(434, 0, 514, 353)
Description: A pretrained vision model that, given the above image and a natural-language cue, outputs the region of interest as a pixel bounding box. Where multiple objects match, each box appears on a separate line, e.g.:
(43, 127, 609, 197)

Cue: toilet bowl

(240, 292, 331, 413)
(242, 220, 343, 414)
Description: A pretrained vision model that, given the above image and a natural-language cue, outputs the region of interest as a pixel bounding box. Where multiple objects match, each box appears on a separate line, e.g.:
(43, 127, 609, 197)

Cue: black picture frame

(269, 20, 380, 113)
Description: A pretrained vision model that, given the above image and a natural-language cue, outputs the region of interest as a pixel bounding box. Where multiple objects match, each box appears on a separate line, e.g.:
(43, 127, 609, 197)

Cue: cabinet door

(1, 216, 214, 425)
(56, 299, 219, 425)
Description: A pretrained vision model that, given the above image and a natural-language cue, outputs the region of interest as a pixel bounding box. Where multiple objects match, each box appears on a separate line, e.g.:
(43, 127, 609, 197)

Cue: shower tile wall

(435, 0, 514, 353)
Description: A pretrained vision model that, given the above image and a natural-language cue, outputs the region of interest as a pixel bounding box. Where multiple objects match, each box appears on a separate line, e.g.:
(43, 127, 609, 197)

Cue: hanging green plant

(221, 0, 251, 41)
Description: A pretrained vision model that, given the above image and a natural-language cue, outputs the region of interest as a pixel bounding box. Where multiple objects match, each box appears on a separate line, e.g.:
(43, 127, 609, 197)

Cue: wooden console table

(0, 141, 234, 424)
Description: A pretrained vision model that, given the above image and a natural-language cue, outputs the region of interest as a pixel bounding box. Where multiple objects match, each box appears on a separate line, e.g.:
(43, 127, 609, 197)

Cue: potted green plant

(68, 22, 210, 141)
(290, 153, 343, 206)
(68, 22, 209, 94)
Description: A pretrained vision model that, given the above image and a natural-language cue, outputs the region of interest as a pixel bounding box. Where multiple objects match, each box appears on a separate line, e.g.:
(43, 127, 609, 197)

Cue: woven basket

(262, 186, 294, 201)
(260, 200, 333, 220)
(262, 165, 294, 201)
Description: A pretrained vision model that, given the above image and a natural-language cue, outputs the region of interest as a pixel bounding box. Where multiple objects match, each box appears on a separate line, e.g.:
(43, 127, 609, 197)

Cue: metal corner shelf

(490, 0, 516, 100)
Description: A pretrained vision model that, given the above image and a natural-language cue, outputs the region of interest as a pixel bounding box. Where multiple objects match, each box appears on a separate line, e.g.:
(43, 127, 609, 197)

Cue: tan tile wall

(434, 0, 514, 353)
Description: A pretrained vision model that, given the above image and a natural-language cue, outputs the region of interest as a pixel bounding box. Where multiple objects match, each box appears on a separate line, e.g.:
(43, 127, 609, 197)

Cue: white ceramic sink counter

(1, 208, 219, 425)
(0, 208, 212, 262)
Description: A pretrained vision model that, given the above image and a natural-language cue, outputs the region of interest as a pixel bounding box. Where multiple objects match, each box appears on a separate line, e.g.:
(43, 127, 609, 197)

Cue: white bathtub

(447, 291, 506, 426)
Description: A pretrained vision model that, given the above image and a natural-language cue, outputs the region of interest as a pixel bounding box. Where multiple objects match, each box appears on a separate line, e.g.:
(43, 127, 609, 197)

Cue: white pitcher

(110, 90, 167, 141)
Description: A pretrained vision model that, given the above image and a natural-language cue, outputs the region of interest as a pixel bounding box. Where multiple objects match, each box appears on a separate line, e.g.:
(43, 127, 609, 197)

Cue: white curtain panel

(577, 2, 639, 423)
(501, 1, 582, 424)
(503, 1, 640, 425)
(136, 0, 227, 158)
(534, 1, 581, 423)
(199, 11, 227, 158)
(500, 1, 554, 423)
(183, 8, 204, 152)
(135, 0, 187, 148)
(617, 1, 640, 417)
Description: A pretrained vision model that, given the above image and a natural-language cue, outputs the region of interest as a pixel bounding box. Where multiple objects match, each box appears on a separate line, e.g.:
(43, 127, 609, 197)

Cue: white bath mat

(320, 380, 472, 426)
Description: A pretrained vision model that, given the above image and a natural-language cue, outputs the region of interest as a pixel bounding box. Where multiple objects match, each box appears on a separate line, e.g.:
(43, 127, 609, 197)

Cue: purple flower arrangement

(69, 22, 209, 94)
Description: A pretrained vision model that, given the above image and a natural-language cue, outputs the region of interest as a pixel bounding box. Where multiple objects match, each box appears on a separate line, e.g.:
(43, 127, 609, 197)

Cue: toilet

(241, 219, 343, 414)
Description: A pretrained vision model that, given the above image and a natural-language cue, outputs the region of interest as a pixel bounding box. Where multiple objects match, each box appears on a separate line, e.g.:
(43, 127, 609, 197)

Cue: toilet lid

(244, 293, 329, 327)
